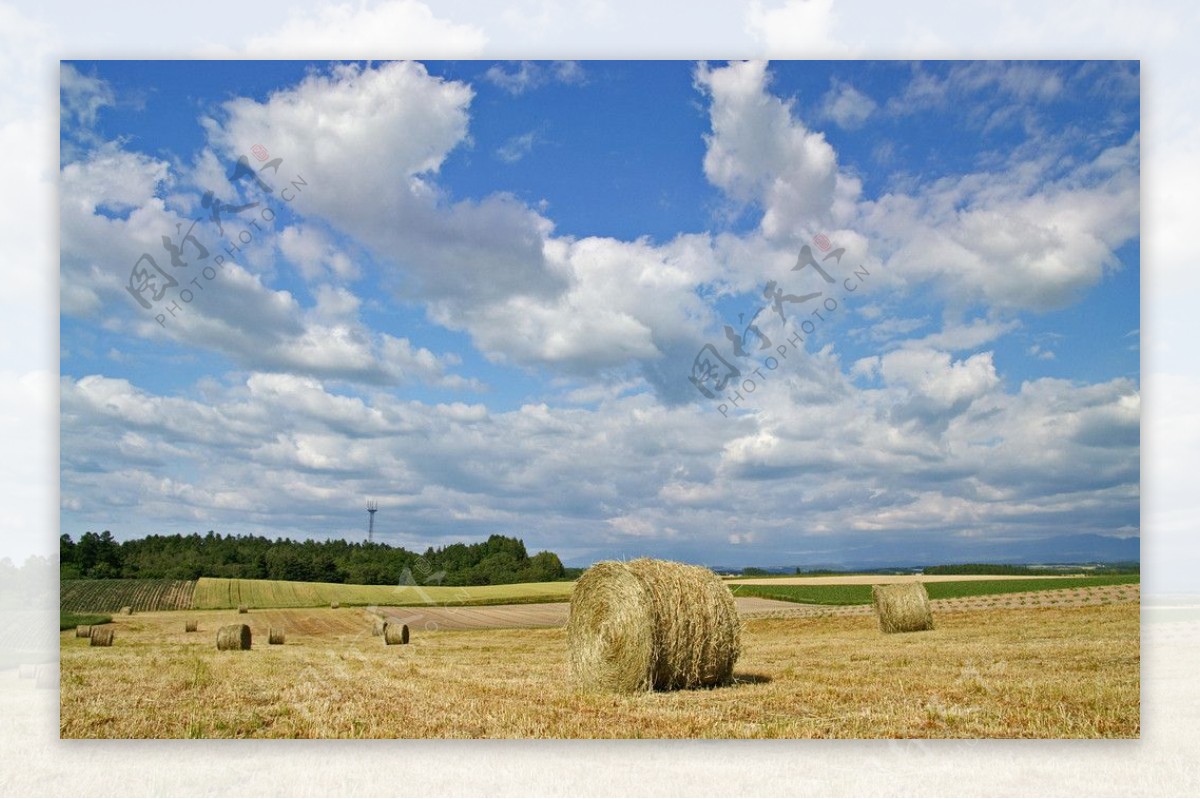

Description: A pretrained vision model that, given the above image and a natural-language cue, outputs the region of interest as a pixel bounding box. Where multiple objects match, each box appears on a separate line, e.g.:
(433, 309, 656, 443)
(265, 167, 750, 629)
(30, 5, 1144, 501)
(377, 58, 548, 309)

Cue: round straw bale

(871, 582, 934, 633)
(89, 627, 114, 647)
(18, 664, 35, 679)
(330, 601, 340, 609)
(567, 558, 741, 693)
(185, 620, 198, 633)
(383, 623, 409, 645)
(75, 625, 91, 638)
(268, 627, 286, 645)
(35, 665, 58, 690)
(216, 623, 252, 651)
(237, 605, 248, 614)
(119, 606, 133, 615)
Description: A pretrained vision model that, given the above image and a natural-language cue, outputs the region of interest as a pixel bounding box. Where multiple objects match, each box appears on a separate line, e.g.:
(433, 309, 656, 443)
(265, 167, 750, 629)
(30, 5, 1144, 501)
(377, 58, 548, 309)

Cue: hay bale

(185, 620, 198, 633)
(17, 664, 35, 679)
(119, 606, 133, 616)
(237, 605, 248, 614)
(216, 624, 252, 651)
(35, 665, 58, 690)
(75, 625, 91, 638)
(330, 601, 340, 609)
(567, 558, 741, 693)
(383, 623, 409, 645)
(871, 582, 934, 633)
(89, 627, 114, 647)
(268, 627, 286, 645)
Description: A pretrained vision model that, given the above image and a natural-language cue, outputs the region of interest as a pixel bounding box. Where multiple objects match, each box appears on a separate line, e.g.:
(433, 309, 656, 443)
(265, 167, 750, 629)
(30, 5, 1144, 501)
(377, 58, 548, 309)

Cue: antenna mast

(366, 499, 378, 542)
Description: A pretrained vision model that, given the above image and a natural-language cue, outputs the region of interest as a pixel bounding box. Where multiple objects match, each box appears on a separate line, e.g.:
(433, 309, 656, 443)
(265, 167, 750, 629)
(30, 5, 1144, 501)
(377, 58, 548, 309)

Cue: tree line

(59, 531, 575, 586)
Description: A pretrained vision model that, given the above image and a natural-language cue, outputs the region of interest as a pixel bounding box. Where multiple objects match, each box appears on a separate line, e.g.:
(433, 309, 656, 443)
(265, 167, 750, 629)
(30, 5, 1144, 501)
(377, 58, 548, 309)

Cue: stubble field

(59, 594, 1138, 739)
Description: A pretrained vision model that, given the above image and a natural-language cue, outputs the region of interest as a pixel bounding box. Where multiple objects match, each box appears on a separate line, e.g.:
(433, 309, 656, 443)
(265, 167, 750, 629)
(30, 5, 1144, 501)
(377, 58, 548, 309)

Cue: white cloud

(496, 131, 538, 163)
(745, 0, 844, 56)
(238, 1, 486, 58)
(484, 60, 586, 95)
(821, 80, 876, 129)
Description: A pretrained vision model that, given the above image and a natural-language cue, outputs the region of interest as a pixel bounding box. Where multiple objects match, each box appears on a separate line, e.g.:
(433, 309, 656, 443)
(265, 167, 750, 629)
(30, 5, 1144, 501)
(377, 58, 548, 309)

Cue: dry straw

(89, 627, 114, 647)
(330, 601, 340, 609)
(268, 627, 286, 645)
(237, 605, 248, 614)
(216, 624, 252, 651)
(383, 622, 409, 645)
(119, 606, 133, 615)
(871, 582, 934, 633)
(74, 625, 91, 638)
(567, 558, 741, 693)
(185, 620, 198, 632)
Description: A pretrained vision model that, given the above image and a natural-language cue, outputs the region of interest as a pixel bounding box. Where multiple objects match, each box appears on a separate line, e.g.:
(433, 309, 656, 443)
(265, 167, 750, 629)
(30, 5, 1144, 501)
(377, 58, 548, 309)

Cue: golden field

(59, 600, 1138, 739)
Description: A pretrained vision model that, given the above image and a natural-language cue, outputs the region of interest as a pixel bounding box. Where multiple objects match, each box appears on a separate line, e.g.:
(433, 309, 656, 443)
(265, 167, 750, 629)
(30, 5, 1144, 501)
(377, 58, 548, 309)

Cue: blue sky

(59, 59, 1140, 567)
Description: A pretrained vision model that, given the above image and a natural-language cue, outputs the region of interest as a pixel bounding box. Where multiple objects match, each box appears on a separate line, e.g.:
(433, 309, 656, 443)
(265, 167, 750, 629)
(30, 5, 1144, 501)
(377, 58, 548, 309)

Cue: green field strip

(730, 574, 1140, 606)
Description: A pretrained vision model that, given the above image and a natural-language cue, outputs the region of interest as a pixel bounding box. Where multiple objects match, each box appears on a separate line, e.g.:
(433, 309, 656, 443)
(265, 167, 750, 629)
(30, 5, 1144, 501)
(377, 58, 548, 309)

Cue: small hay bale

(216, 624, 252, 651)
(330, 601, 340, 609)
(871, 582, 934, 633)
(75, 625, 91, 638)
(185, 620, 198, 633)
(268, 627, 286, 645)
(18, 664, 35, 679)
(383, 623, 409, 645)
(119, 606, 133, 616)
(89, 627, 114, 647)
(35, 665, 58, 690)
(567, 558, 741, 693)
(237, 604, 249, 614)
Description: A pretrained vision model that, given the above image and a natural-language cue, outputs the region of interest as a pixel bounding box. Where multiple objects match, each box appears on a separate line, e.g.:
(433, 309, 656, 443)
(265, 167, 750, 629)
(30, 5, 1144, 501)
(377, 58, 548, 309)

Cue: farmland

(731, 574, 1141, 606)
(191, 577, 574, 610)
(60, 579, 196, 613)
(58, 598, 1139, 738)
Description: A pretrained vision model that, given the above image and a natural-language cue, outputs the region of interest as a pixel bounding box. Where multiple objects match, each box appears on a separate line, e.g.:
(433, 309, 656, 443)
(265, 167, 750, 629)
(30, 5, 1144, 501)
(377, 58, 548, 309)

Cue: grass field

(731, 574, 1140, 606)
(60, 613, 112, 631)
(191, 577, 575, 610)
(60, 579, 196, 613)
(58, 601, 1138, 738)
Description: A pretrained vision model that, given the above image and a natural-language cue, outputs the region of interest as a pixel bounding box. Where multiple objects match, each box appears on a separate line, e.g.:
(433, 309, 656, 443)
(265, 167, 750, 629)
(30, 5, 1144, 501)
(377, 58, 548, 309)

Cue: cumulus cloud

(239, 0, 486, 58)
(821, 80, 876, 129)
(483, 60, 586, 95)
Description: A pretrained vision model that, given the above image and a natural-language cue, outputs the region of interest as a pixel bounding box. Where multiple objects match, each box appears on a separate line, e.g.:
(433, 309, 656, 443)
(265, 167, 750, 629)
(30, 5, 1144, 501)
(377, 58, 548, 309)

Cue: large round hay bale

(567, 558, 741, 693)
(383, 623, 409, 645)
(330, 601, 340, 609)
(871, 582, 934, 633)
(237, 605, 248, 614)
(119, 606, 133, 616)
(216, 624, 252, 651)
(185, 620, 198, 633)
(75, 625, 91, 638)
(89, 627, 114, 647)
(268, 627, 286, 645)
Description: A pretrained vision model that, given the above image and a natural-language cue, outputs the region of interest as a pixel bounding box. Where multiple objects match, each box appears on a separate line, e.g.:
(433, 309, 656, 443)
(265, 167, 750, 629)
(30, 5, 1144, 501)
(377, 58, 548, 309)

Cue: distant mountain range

(712, 534, 1140, 574)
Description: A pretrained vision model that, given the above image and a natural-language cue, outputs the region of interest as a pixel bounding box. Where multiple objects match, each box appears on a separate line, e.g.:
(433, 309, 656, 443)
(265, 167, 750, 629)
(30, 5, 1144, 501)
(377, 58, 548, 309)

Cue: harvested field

(59, 601, 1138, 738)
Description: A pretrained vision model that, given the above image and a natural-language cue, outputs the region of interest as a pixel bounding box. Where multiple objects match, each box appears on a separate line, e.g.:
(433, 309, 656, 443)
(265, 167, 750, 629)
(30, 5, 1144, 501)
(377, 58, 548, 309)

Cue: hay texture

(383, 623, 409, 645)
(330, 601, 340, 609)
(216, 624, 252, 651)
(74, 625, 91, 638)
(185, 620, 198, 633)
(237, 605, 248, 614)
(89, 627, 114, 647)
(871, 582, 934, 633)
(268, 627, 286, 645)
(567, 558, 741, 693)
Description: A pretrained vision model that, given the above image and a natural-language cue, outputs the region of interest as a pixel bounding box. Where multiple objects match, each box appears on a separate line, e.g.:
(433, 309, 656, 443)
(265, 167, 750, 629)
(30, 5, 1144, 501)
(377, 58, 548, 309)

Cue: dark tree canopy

(59, 531, 568, 587)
